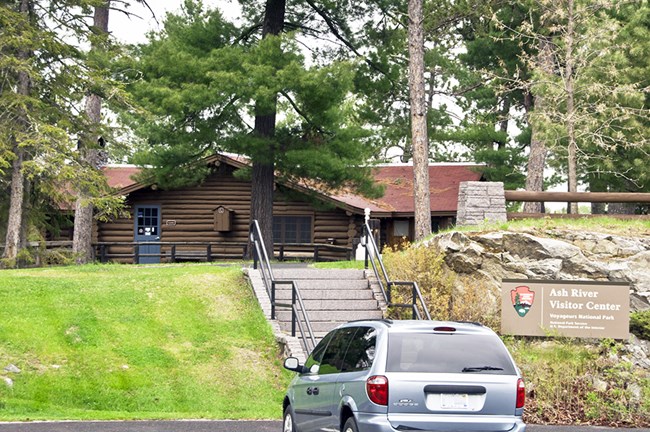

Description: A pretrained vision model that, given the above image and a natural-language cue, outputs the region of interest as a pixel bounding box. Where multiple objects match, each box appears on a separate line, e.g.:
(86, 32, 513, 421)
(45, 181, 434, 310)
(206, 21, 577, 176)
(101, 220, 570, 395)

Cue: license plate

(440, 393, 469, 409)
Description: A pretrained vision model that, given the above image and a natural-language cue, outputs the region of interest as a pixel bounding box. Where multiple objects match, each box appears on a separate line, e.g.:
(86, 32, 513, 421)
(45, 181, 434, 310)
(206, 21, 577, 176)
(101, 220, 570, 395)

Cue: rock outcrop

(425, 229, 650, 369)
(426, 229, 650, 311)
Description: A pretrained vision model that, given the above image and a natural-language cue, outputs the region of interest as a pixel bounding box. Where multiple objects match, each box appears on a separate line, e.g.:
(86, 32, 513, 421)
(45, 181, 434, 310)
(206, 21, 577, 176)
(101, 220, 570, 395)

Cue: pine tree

(408, 0, 432, 240)
(72, 0, 111, 263)
(1, 0, 123, 266)
(117, 0, 382, 251)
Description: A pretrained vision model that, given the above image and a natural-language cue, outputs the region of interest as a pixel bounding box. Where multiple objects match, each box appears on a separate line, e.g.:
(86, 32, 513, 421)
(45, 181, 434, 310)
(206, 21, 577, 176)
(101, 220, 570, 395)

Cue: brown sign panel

(501, 279, 630, 339)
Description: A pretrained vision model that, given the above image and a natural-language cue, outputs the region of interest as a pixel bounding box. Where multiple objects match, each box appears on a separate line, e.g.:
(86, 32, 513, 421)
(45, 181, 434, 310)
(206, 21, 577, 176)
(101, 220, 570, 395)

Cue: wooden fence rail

(505, 191, 650, 203)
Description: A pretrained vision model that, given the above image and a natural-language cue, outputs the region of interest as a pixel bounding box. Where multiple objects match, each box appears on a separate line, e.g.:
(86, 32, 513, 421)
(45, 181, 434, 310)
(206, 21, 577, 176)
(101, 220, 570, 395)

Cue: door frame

(134, 204, 161, 264)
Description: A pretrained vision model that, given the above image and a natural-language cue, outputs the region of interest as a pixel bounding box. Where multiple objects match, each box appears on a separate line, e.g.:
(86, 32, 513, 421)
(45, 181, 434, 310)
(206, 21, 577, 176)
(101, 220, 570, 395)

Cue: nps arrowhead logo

(511, 285, 535, 317)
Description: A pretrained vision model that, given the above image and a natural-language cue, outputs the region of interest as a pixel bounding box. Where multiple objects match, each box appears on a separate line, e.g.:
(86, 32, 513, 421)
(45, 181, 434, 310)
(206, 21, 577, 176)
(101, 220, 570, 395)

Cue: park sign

(501, 279, 630, 339)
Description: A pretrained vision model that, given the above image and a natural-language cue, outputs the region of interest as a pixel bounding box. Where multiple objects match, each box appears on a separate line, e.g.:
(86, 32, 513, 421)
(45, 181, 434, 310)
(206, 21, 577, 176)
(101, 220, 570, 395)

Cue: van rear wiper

(461, 366, 504, 372)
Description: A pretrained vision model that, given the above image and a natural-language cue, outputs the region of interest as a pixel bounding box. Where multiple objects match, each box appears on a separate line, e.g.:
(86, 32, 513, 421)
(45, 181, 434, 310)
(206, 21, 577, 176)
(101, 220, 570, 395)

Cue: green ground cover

(444, 216, 650, 237)
(0, 264, 291, 421)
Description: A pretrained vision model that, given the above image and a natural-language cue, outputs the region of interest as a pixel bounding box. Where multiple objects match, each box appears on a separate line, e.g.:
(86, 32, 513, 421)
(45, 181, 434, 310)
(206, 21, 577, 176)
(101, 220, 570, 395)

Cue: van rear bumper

(355, 412, 526, 432)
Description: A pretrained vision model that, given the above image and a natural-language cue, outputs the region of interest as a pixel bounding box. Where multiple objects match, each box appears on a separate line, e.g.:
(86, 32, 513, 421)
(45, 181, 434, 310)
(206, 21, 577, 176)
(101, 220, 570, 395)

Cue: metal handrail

(249, 221, 316, 353)
(363, 221, 432, 320)
(273, 281, 316, 353)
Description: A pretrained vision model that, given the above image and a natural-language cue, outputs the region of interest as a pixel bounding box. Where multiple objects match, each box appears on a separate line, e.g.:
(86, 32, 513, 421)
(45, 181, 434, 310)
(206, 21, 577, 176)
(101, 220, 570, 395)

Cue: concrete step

(295, 279, 370, 290)
(273, 288, 375, 300)
(273, 280, 369, 291)
(278, 320, 363, 334)
(273, 269, 366, 280)
(276, 309, 383, 323)
(300, 299, 379, 310)
(280, 323, 341, 339)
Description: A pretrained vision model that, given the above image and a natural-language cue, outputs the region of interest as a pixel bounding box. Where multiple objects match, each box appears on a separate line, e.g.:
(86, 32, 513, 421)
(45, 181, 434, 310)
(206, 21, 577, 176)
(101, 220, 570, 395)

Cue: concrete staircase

(272, 268, 384, 342)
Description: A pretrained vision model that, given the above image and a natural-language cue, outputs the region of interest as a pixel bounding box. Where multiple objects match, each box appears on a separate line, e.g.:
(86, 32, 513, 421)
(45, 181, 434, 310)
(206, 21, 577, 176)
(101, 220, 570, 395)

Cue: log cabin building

(96, 153, 483, 263)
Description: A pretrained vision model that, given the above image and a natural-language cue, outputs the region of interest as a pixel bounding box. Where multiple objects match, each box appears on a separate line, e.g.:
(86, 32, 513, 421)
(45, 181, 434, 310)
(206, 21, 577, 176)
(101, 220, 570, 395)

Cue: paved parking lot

(0, 421, 648, 432)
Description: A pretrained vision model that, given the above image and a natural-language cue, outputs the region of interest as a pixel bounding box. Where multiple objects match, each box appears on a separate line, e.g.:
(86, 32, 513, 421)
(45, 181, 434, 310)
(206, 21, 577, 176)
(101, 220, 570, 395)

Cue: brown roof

(103, 156, 483, 217)
(102, 165, 141, 191)
(370, 164, 484, 215)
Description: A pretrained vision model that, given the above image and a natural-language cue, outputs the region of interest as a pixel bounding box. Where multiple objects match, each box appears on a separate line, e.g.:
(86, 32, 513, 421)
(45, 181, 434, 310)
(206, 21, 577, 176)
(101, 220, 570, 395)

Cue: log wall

(97, 164, 357, 263)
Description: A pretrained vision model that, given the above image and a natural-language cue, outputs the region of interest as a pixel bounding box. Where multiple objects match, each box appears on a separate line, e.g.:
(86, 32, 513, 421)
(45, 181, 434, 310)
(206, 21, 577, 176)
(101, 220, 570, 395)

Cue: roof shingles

(102, 158, 483, 216)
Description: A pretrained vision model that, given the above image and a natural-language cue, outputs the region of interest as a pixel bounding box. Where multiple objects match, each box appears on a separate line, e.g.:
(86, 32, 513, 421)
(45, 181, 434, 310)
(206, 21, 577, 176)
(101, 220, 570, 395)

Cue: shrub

(41, 248, 76, 266)
(382, 241, 453, 320)
(450, 275, 501, 330)
(630, 310, 650, 340)
(505, 338, 650, 427)
(382, 242, 500, 327)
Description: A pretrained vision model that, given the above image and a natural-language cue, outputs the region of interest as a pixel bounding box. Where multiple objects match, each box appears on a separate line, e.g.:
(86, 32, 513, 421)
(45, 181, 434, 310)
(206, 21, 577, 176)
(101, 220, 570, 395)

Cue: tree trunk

(72, 1, 110, 264)
(2, 0, 32, 264)
(408, 0, 431, 241)
(251, 115, 276, 257)
(588, 175, 606, 214)
(496, 98, 510, 150)
(608, 202, 637, 214)
(4, 145, 26, 263)
(249, 0, 286, 256)
(523, 37, 552, 214)
(565, 0, 578, 214)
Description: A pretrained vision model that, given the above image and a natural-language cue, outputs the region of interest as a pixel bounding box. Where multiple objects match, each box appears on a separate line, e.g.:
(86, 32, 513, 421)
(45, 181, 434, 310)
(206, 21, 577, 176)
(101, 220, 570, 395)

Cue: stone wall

(456, 181, 507, 226)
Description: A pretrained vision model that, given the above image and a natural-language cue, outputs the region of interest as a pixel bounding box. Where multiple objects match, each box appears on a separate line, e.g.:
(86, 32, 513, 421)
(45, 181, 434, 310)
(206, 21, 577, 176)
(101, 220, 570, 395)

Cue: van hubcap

(283, 413, 293, 432)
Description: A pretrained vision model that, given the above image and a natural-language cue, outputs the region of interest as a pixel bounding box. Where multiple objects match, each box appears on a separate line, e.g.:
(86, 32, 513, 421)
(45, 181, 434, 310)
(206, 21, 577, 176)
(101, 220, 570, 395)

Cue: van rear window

(386, 332, 516, 375)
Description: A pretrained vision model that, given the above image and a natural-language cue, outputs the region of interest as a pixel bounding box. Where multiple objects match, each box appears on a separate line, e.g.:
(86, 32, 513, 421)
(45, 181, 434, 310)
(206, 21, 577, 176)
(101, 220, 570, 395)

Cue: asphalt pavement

(0, 421, 648, 432)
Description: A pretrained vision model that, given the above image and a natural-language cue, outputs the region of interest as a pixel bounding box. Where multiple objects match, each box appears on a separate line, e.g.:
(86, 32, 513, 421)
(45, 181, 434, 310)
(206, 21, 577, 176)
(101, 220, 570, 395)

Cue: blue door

(134, 205, 161, 264)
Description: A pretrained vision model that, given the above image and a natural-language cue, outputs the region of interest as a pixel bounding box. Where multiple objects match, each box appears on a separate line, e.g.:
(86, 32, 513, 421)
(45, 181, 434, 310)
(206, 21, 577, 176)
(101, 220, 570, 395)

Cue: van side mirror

(284, 357, 302, 372)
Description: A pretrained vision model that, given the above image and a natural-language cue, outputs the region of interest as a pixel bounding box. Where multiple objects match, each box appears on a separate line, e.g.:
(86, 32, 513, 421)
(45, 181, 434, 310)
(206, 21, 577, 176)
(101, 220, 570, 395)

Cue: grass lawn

(0, 264, 291, 421)
(443, 216, 650, 237)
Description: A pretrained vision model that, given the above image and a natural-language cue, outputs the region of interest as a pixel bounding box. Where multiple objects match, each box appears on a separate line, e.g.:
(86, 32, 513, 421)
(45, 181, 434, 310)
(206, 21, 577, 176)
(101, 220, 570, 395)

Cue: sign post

(501, 279, 630, 339)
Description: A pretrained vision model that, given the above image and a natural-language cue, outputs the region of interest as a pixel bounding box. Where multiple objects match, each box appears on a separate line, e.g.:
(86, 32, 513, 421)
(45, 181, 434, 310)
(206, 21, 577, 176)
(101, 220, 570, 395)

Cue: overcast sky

(109, 0, 241, 44)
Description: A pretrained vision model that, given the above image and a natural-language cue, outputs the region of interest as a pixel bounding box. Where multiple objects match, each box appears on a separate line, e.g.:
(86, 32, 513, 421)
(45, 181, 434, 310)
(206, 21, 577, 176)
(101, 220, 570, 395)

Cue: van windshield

(386, 332, 517, 375)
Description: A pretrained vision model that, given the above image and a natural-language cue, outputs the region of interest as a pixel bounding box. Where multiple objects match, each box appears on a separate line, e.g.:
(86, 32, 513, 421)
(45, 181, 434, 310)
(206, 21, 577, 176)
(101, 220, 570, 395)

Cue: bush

(41, 248, 76, 266)
(381, 241, 453, 320)
(382, 242, 500, 327)
(630, 310, 650, 340)
(505, 338, 650, 427)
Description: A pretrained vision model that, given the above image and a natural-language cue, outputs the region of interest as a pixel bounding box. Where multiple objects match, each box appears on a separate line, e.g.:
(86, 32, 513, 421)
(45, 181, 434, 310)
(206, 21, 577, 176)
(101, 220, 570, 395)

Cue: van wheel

(283, 406, 296, 432)
(342, 416, 358, 432)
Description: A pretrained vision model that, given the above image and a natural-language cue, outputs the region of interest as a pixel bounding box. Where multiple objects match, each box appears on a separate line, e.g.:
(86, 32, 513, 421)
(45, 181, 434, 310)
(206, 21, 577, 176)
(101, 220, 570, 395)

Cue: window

(386, 332, 517, 375)
(393, 220, 410, 237)
(319, 327, 356, 375)
(136, 207, 159, 236)
(303, 330, 335, 374)
(273, 216, 312, 244)
(340, 327, 377, 372)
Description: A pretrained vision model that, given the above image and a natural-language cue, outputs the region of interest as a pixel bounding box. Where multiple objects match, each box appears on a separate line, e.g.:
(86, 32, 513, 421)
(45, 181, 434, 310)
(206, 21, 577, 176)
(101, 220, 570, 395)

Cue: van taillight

(367, 375, 388, 406)
(433, 326, 456, 332)
(516, 378, 525, 408)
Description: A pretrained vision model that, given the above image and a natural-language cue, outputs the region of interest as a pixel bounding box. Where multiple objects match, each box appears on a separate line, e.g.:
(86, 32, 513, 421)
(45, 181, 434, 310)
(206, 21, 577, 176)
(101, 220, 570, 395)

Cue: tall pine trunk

(408, 0, 431, 240)
(523, 37, 553, 214)
(250, 0, 286, 255)
(2, 0, 32, 264)
(72, 1, 110, 264)
(4, 143, 26, 262)
(565, 0, 579, 214)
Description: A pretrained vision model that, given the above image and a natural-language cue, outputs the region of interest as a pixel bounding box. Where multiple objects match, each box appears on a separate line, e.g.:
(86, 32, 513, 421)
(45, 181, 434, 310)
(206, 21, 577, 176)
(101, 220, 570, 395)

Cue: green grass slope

(0, 264, 290, 421)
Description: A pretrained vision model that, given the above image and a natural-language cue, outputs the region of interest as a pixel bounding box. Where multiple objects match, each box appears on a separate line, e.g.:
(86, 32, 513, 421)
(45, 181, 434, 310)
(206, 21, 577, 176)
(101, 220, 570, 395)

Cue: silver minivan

(282, 319, 525, 432)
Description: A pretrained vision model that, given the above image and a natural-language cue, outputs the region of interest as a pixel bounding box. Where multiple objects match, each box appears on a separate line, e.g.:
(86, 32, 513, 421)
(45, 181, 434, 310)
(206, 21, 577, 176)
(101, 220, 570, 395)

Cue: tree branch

(303, 0, 389, 77)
